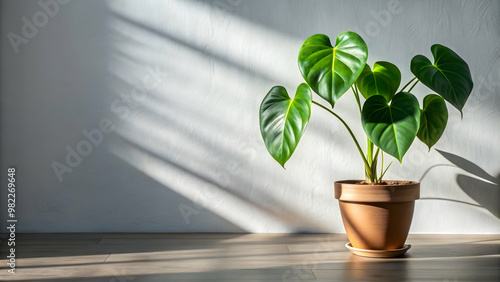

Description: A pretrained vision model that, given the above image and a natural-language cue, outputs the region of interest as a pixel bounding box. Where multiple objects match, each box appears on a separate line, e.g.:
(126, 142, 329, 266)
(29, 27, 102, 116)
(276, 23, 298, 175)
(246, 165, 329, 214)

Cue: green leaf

(298, 32, 368, 108)
(362, 92, 420, 162)
(259, 84, 312, 168)
(411, 44, 473, 114)
(356, 61, 401, 101)
(417, 94, 448, 150)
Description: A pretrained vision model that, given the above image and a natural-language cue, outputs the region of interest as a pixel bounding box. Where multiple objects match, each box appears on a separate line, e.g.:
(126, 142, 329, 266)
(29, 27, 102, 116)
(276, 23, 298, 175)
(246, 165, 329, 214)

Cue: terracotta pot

(334, 180, 420, 250)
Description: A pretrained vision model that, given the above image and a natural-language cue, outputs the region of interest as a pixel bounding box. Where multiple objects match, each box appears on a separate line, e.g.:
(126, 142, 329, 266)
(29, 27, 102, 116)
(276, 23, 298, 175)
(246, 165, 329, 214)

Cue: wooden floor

(0, 234, 499, 281)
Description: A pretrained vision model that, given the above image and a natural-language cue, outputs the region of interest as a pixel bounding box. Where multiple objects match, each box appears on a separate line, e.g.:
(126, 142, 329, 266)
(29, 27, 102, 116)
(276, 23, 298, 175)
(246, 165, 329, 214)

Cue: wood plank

(313, 268, 500, 281)
(0, 233, 498, 281)
(0, 265, 314, 281)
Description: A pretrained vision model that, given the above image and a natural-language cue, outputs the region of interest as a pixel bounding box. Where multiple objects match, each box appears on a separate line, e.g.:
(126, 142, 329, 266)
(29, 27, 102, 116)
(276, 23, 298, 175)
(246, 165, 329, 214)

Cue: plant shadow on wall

(420, 149, 500, 219)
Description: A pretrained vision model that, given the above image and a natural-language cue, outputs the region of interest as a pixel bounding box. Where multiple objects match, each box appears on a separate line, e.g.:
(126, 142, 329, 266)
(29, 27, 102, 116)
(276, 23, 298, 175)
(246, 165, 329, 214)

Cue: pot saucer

(345, 242, 411, 258)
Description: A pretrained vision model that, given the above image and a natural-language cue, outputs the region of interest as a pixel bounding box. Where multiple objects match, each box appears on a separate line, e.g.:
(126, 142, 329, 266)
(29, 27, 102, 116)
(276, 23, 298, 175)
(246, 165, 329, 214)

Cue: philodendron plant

(259, 31, 473, 183)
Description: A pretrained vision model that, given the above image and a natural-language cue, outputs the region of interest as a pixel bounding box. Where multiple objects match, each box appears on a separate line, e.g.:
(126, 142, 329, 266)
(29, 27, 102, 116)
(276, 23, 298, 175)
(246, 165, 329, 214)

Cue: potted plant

(259, 31, 473, 257)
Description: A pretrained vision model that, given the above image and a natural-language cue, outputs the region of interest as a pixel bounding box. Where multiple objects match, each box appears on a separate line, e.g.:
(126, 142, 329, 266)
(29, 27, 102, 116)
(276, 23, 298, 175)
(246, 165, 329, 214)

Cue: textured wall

(1, 0, 499, 233)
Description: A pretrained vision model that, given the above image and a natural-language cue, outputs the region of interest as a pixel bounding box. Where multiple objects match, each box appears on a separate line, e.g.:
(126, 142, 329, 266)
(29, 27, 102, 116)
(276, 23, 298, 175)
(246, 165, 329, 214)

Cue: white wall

(1, 0, 499, 233)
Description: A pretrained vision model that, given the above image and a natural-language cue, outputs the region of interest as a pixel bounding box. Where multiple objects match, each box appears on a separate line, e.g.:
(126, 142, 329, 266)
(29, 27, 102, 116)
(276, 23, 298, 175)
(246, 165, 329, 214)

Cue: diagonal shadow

(110, 10, 274, 83)
(112, 134, 329, 232)
(435, 149, 499, 219)
(457, 174, 500, 218)
(436, 149, 498, 184)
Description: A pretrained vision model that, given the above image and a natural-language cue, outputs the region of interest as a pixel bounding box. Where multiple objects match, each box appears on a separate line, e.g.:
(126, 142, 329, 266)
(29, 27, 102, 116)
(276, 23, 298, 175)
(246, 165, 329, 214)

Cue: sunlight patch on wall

(109, 138, 295, 232)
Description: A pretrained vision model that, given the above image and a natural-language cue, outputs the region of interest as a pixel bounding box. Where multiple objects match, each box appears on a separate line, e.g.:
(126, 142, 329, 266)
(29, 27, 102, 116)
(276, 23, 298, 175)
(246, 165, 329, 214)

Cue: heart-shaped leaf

(298, 32, 368, 108)
(356, 61, 401, 101)
(417, 94, 448, 150)
(411, 44, 473, 114)
(362, 92, 420, 162)
(259, 84, 312, 168)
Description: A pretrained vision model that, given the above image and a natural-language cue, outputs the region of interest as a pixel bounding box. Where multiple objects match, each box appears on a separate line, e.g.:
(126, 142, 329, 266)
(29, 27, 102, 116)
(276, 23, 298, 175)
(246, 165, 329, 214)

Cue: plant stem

(365, 138, 381, 183)
(312, 100, 370, 170)
(365, 137, 373, 183)
(380, 151, 384, 182)
(408, 80, 419, 92)
(352, 85, 362, 114)
(352, 85, 377, 183)
(367, 137, 373, 164)
(400, 76, 417, 92)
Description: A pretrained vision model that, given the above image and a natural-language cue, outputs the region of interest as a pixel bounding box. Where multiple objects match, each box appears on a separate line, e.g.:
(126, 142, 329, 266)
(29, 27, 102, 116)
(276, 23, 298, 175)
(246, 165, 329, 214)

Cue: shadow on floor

(6, 238, 499, 281)
(1, 234, 499, 281)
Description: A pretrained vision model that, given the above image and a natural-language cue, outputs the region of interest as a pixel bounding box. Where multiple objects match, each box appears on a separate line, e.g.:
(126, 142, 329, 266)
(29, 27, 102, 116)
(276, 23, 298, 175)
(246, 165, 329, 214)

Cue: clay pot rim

(334, 179, 420, 202)
(335, 180, 420, 186)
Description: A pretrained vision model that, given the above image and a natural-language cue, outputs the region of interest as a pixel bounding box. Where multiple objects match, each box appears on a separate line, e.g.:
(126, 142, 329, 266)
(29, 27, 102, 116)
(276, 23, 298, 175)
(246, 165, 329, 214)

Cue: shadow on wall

(420, 149, 499, 219)
(104, 1, 333, 233)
